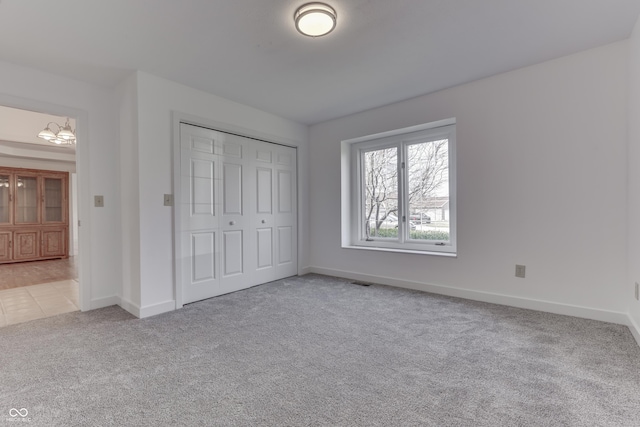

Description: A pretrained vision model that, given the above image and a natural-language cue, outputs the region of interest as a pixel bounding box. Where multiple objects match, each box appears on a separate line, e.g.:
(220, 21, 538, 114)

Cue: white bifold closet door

(180, 123, 297, 304)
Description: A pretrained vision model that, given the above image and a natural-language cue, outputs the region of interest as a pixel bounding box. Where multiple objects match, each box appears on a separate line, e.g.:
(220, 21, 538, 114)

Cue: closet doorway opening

(175, 122, 298, 307)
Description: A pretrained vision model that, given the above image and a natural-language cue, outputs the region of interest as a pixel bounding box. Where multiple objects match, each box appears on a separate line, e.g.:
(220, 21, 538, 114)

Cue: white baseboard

(139, 300, 176, 319)
(627, 314, 640, 348)
(93, 297, 175, 320)
(90, 295, 120, 310)
(119, 298, 141, 318)
(298, 266, 312, 276)
(307, 267, 630, 326)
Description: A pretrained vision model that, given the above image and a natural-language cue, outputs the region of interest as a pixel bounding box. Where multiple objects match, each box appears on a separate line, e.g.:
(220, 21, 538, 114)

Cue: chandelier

(37, 118, 76, 145)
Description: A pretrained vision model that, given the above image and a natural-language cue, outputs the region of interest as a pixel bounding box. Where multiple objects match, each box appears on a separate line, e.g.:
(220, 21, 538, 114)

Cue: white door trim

(172, 112, 301, 309)
(0, 93, 91, 311)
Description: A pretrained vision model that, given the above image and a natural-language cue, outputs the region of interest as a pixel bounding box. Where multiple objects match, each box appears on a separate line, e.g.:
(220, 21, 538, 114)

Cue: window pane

(16, 176, 38, 223)
(44, 178, 63, 222)
(349, 121, 455, 254)
(407, 139, 449, 241)
(363, 147, 398, 239)
(0, 175, 9, 223)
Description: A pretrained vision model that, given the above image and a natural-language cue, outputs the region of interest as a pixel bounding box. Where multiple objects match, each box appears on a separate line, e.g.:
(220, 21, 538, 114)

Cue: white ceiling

(0, 0, 638, 125)
(0, 106, 75, 147)
(0, 105, 76, 162)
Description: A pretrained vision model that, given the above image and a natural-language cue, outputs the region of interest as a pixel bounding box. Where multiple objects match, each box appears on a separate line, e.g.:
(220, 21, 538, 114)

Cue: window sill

(342, 245, 457, 257)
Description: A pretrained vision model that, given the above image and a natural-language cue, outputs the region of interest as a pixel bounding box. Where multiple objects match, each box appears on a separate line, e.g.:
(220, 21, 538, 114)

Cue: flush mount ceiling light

(294, 3, 337, 37)
(37, 118, 76, 146)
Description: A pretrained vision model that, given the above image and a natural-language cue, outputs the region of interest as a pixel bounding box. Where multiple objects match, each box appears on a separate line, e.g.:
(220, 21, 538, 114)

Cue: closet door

(250, 141, 297, 281)
(251, 142, 279, 283)
(178, 123, 297, 305)
(180, 124, 221, 304)
(219, 134, 254, 293)
(273, 145, 297, 278)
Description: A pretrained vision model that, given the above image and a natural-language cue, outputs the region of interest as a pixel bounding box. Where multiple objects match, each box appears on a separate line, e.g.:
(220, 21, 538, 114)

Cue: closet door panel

(256, 167, 272, 214)
(191, 231, 216, 282)
(180, 124, 221, 304)
(222, 163, 243, 216)
(222, 230, 243, 277)
(256, 228, 273, 270)
(274, 145, 297, 278)
(220, 135, 253, 291)
(277, 226, 293, 265)
(250, 142, 277, 282)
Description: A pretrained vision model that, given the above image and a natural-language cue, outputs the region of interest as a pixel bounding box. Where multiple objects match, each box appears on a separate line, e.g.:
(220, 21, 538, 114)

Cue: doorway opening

(0, 105, 80, 327)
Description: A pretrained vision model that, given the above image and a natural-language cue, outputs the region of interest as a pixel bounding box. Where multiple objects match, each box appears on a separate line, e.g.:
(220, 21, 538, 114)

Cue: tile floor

(0, 279, 79, 327)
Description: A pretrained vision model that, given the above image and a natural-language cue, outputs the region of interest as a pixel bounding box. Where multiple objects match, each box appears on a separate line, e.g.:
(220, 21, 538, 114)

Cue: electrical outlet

(94, 195, 104, 208)
(636, 282, 639, 301)
(163, 194, 174, 207)
(515, 264, 526, 279)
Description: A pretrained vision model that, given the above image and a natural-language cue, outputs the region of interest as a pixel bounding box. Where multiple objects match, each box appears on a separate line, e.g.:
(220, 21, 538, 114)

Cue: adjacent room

(1, 1, 640, 425)
(0, 107, 79, 327)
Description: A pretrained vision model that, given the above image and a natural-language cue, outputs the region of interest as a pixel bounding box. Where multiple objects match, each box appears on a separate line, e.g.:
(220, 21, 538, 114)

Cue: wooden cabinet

(42, 229, 66, 258)
(0, 231, 11, 262)
(0, 174, 10, 225)
(14, 230, 39, 260)
(0, 167, 69, 264)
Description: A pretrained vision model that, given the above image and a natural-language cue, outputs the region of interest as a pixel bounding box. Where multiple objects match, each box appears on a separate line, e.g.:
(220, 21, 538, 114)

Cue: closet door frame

(172, 114, 300, 309)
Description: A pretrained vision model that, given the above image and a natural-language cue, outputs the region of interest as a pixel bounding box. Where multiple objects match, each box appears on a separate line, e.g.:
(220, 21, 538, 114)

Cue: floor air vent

(351, 281, 371, 287)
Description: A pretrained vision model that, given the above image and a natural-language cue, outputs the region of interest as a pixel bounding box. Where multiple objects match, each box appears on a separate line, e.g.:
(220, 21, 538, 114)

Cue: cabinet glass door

(0, 175, 9, 224)
(15, 176, 38, 224)
(43, 177, 63, 223)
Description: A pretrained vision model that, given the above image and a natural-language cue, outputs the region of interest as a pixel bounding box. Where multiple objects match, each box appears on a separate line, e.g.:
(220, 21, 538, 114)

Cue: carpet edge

(307, 266, 629, 326)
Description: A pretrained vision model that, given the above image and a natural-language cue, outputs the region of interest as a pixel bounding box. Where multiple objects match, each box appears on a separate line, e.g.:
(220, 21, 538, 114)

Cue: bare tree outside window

(407, 139, 449, 241)
(347, 120, 456, 253)
(364, 147, 398, 238)
(363, 139, 450, 241)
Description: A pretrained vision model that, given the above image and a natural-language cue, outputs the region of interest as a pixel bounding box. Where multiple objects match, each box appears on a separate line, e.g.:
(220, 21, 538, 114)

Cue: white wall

(0, 156, 75, 173)
(116, 73, 141, 311)
(70, 173, 78, 256)
(128, 72, 309, 317)
(628, 16, 640, 342)
(0, 60, 121, 310)
(309, 42, 629, 322)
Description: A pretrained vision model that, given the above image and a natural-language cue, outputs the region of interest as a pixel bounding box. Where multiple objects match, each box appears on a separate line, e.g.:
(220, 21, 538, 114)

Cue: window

(342, 119, 456, 255)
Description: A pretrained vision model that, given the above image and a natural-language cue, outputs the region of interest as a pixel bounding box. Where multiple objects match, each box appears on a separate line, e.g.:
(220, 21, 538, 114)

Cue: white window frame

(341, 119, 456, 256)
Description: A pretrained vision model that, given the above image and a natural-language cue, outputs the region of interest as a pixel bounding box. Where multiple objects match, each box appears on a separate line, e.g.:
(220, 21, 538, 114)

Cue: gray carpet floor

(1, 274, 639, 426)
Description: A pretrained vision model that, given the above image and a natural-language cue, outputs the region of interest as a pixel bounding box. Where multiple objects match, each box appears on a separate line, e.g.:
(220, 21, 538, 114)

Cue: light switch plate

(164, 194, 174, 206)
(94, 195, 104, 207)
